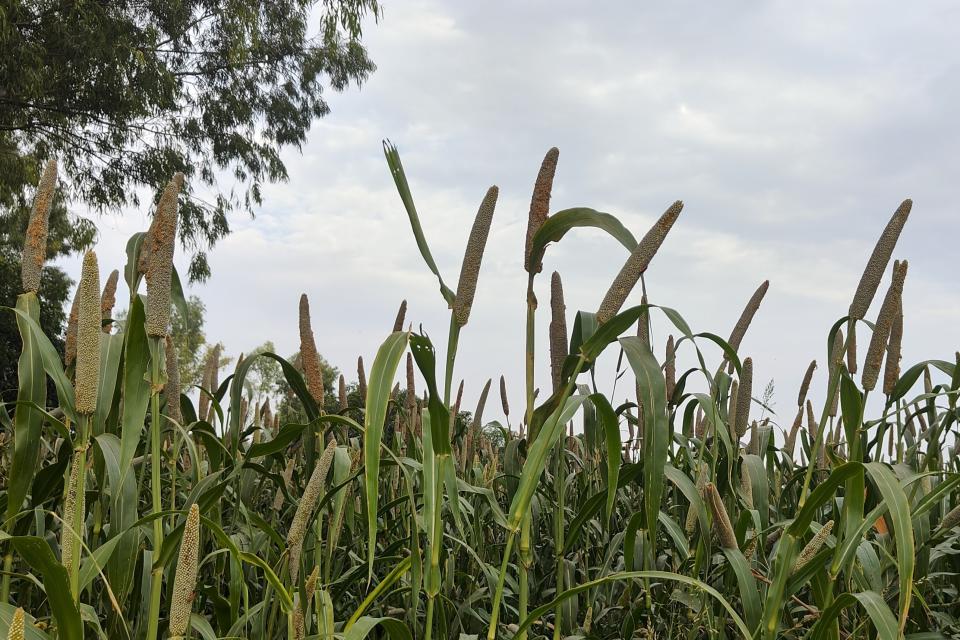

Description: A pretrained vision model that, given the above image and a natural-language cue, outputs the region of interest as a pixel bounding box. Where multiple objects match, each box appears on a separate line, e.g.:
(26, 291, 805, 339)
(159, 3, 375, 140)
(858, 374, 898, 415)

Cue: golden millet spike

(20, 158, 57, 293)
(704, 482, 738, 550)
(75, 251, 101, 415)
(169, 503, 202, 639)
(287, 440, 337, 583)
(145, 173, 184, 337)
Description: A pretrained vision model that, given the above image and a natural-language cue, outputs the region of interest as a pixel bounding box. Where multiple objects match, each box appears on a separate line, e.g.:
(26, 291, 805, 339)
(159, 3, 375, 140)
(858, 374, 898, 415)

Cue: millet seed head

(549, 271, 569, 393)
(665, 334, 676, 403)
(525, 147, 559, 274)
(393, 299, 407, 333)
(75, 251, 101, 415)
(60, 449, 86, 582)
(728, 379, 739, 442)
(500, 375, 509, 418)
(596, 200, 683, 324)
(145, 173, 184, 337)
(793, 520, 834, 573)
(261, 398, 273, 430)
(100, 269, 119, 332)
(705, 482, 738, 550)
(846, 321, 858, 374)
(7, 606, 25, 640)
(785, 405, 803, 458)
(849, 199, 912, 320)
(198, 345, 220, 422)
(883, 300, 904, 396)
(454, 186, 498, 326)
(740, 462, 753, 509)
(287, 440, 337, 583)
(798, 360, 816, 407)
(637, 294, 650, 346)
(20, 158, 57, 293)
(830, 328, 845, 371)
(299, 294, 325, 404)
(862, 260, 908, 392)
(405, 355, 416, 414)
(938, 503, 960, 532)
(169, 503, 202, 638)
(734, 357, 753, 438)
(357, 356, 367, 400)
(164, 335, 182, 425)
(726, 280, 769, 366)
(684, 464, 709, 534)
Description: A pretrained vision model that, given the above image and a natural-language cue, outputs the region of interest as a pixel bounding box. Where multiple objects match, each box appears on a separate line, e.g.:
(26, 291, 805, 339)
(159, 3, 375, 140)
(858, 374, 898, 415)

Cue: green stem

(443, 315, 461, 407)
(514, 277, 538, 639)
(553, 445, 565, 640)
(0, 554, 11, 604)
(518, 516, 531, 640)
(425, 598, 435, 640)
(146, 339, 165, 640)
(524, 278, 536, 432)
(486, 532, 517, 640)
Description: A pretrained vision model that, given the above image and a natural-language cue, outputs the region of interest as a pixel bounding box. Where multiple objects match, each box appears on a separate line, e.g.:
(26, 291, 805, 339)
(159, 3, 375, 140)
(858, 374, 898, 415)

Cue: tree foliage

(170, 295, 208, 387)
(0, 0, 381, 280)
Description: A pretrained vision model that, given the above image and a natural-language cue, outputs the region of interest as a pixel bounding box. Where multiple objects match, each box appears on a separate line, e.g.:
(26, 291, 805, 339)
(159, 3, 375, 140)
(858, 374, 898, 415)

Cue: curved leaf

(528, 207, 637, 271)
(514, 570, 752, 640)
(363, 331, 410, 580)
(807, 591, 898, 640)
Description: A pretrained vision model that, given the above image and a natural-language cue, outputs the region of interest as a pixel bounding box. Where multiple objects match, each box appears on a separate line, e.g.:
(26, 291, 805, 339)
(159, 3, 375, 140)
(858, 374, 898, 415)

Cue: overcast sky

(63, 1, 960, 435)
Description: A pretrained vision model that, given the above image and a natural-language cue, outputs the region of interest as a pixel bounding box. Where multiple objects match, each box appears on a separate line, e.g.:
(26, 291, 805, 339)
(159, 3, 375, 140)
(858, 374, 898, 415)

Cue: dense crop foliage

(1, 148, 958, 640)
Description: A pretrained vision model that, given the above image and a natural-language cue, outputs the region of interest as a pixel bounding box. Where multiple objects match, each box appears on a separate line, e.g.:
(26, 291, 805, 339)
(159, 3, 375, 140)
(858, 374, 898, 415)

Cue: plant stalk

(146, 339, 165, 640)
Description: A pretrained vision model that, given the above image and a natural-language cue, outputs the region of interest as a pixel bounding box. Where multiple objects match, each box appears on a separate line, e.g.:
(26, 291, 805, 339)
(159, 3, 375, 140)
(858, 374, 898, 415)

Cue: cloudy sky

(64, 1, 960, 434)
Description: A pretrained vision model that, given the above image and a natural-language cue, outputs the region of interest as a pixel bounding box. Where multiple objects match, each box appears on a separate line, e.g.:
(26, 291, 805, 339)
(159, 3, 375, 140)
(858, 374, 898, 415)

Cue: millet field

(0, 142, 957, 640)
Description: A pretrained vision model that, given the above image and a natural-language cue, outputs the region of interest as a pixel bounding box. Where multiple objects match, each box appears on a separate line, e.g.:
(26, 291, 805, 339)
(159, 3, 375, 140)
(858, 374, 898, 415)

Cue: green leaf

(363, 331, 410, 580)
(119, 296, 150, 475)
(229, 351, 319, 455)
(589, 393, 621, 523)
(807, 591, 898, 640)
(343, 615, 414, 640)
(345, 555, 412, 629)
(6, 293, 47, 521)
(122, 232, 146, 296)
(621, 336, 668, 538)
(10, 536, 83, 640)
(722, 547, 761, 633)
(527, 207, 638, 272)
(95, 433, 140, 604)
(94, 332, 124, 437)
(663, 465, 709, 541)
(865, 462, 915, 633)
(507, 395, 587, 530)
(409, 334, 451, 455)
(383, 140, 455, 306)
